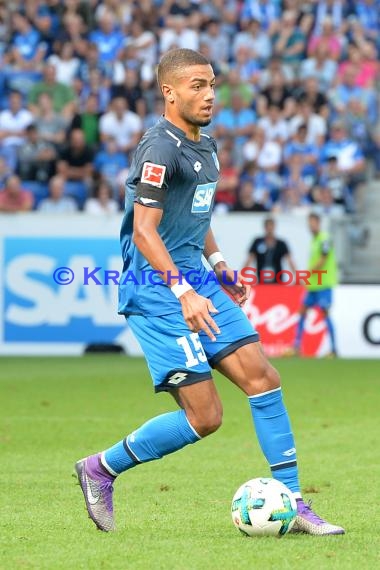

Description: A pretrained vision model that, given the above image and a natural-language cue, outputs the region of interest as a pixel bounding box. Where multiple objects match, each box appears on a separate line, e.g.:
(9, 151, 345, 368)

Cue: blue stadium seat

(21, 181, 49, 209)
(64, 181, 89, 209)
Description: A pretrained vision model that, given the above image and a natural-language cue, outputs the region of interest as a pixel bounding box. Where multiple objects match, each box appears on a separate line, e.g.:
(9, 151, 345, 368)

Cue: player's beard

(178, 101, 212, 127)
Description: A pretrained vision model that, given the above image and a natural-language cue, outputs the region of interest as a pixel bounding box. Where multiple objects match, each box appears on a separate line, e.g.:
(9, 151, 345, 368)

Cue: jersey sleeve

(134, 140, 178, 209)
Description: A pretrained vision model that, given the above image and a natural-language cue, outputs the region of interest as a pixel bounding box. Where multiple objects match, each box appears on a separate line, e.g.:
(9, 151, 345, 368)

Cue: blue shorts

(127, 287, 259, 392)
(303, 289, 333, 310)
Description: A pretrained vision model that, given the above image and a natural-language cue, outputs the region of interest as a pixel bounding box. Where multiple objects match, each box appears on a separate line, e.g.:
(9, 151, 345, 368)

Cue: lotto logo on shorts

(191, 182, 217, 213)
(141, 162, 166, 188)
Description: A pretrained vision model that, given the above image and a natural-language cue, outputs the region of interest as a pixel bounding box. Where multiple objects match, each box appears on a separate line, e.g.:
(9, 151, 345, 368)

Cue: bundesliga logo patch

(141, 162, 166, 188)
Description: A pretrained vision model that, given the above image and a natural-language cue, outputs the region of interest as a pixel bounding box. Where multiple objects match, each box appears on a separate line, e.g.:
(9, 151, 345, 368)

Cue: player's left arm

(203, 228, 250, 306)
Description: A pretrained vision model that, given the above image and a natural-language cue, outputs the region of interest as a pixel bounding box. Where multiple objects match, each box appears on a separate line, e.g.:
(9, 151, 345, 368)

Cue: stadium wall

(0, 214, 378, 358)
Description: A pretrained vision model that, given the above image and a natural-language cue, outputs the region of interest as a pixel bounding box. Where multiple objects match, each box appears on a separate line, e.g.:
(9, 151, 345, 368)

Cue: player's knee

(245, 362, 281, 396)
(188, 405, 223, 437)
(265, 365, 281, 391)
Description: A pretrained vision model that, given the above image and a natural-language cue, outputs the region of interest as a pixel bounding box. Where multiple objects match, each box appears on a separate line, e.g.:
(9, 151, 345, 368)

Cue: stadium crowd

(0, 0, 379, 215)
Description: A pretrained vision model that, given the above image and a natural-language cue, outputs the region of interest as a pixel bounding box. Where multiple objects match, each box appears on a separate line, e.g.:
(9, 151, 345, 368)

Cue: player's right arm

(133, 204, 220, 341)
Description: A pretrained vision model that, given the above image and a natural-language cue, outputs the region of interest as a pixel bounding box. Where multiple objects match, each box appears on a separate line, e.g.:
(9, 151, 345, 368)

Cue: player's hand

(215, 264, 251, 307)
(179, 290, 220, 341)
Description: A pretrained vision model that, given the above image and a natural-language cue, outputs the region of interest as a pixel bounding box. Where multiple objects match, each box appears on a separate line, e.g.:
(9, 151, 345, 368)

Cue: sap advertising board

(0, 214, 378, 357)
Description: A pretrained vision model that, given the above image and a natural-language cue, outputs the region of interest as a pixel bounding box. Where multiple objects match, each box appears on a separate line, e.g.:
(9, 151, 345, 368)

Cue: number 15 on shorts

(176, 334, 207, 367)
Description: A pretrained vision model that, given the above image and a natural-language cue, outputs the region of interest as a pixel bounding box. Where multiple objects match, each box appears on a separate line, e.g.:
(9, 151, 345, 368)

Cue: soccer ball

(231, 478, 297, 537)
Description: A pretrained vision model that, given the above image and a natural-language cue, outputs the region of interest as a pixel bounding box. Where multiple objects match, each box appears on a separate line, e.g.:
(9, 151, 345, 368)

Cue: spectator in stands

(232, 18, 272, 65)
(318, 156, 352, 212)
(320, 120, 366, 202)
(299, 42, 337, 91)
(34, 92, 67, 147)
(0, 91, 34, 169)
(0, 0, 377, 220)
(257, 69, 294, 118)
(7, 12, 46, 71)
(258, 56, 295, 90)
(234, 179, 269, 213)
(48, 41, 80, 86)
(354, 0, 380, 43)
(337, 41, 379, 89)
(58, 0, 93, 29)
(28, 63, 77, 120)
(342, 99, 373, 154)
(216, 68, 254, 108)
(213, 91, 256, 157)
(296, 76, 330, 118)
(88, 10, 124, 65)
(257, 104, 289, 143)
(289, 99, 327, 147)
(242, 161, 277, 209)
(213, 146, 239, 212)
(125, 21, 157, 72)
(200, 18, 229, 65)
(312, 185, 346, 217)
(231, 45, 261, 87)
(93, 137, 128, 193)
(272, 10, 307, 68)
(24, 0, 59, 42)
(57, 128, 94, 203)
(71, 93, 101, 148)
(78, 68, 111, 114)
(53, 13, 88, 59)
(283, 153, 314, 206)
(99, 97, 142, 156)
(37, 174, 78, 213)
(84, 179, 119, 215)
(76, 43, 112, 89)
(283, 124, 319, 183)
(160, 15, 199, 54)
(240, 0, 280, 33)
(16, 124, 56, 183)
(243, 127, 282, 177)
(329, 64, 378, 124)
(313, 0, 346, 34)
(308, 16, 343, 61)
(0, 174, 34, 212)
(111, 67, 145, 116)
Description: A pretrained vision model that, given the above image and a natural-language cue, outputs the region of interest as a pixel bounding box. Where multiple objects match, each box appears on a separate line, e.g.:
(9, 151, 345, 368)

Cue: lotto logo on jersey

(191, 182, 217, 213)
(141, 162, 166, 188)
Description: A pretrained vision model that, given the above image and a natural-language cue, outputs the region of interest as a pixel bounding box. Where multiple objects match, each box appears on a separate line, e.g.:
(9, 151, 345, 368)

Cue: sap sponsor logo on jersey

(191, 182, 217, 213)
(3, 238, 125, 342)
(141, 162, 166, 188)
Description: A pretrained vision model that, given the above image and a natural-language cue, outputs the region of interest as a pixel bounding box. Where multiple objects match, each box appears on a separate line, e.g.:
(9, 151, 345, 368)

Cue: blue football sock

(325, 315, 336, 353)
(248, 387, 301, 496)
(295, 315, 305, 349)
(101, 409, 200, 476)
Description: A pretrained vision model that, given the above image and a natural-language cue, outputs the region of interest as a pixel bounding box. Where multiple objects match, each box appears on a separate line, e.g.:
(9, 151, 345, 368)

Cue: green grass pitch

(1, 356, 379, 570)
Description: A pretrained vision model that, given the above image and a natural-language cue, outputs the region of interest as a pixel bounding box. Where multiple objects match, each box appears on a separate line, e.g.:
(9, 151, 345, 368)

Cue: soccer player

(294, 212, 338, 356)
(243, 217, 297, 283)
(75, 49, 344, 535)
